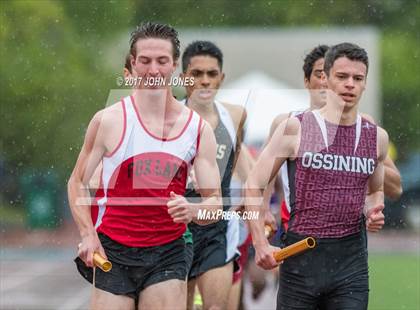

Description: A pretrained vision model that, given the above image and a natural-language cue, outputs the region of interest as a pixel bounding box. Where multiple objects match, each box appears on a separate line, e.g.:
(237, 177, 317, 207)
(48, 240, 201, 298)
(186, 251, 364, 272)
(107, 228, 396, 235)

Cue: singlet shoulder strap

(215, 100, 237, 150)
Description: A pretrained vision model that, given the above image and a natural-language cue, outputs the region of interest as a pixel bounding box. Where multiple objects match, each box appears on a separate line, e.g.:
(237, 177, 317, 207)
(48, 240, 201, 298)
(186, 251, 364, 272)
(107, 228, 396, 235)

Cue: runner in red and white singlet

(68, 22, 221, 310)
(91, 95, 202, 247)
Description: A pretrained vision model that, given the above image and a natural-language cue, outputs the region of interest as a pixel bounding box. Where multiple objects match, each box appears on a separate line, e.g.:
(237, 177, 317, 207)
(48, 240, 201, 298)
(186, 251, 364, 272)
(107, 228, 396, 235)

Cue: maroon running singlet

(287, 110, 377, 238)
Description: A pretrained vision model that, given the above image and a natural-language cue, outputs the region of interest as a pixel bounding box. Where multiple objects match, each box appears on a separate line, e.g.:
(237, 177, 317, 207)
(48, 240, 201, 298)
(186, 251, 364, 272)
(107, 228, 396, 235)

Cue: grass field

(369, 254, 420, 310)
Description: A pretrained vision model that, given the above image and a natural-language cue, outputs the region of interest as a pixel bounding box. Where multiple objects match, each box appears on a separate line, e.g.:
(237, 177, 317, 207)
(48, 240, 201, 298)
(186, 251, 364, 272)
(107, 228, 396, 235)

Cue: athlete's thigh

(323, 290, 368, 310)
(277, 261, 319, 310)
(324, 235, 369, 310)
(138, 279, 187, 310)
(227, 279, 242, 310)
(324, 272, 369, 310)
(90, 287, 134, 310)
(197, 262, 233, 309)
(276, 289, 319, 310)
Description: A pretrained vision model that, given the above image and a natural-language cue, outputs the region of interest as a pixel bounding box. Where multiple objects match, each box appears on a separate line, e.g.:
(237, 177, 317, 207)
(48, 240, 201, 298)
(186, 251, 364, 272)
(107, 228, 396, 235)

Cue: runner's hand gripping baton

(92, 253, 112, 272)
(78, 243, 112, 272)
(272, 237, 316, 262)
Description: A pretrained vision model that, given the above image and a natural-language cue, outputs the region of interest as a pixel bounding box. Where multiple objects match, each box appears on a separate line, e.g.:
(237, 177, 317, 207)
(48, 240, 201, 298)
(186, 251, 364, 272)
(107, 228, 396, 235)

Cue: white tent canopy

(216, 71, 309, 144)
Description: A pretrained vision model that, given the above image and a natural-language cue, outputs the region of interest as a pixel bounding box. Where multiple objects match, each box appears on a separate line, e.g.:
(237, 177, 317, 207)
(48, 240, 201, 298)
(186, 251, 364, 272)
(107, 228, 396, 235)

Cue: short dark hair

(182, 41, 223, 72)
(303, 45, 329, 80)
(124, 53, 132, 73)
(129, 22, 180, 60)
(324, 43, 369, 76)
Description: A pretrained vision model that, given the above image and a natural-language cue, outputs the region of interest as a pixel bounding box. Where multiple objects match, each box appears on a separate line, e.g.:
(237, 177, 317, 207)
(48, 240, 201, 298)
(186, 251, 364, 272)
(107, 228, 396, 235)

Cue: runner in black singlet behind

(181, 41, 247, 310)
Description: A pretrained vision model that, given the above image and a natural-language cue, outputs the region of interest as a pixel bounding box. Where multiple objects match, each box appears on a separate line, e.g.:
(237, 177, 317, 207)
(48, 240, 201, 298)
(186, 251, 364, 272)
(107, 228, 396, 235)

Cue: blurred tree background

(1, 0, 419, 206)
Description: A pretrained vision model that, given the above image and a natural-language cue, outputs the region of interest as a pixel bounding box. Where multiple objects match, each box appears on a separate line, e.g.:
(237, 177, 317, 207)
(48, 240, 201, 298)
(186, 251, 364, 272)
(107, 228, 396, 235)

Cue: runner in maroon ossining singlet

(277, 45, 401, 233)
(288, 111, 377, 238)
(246, 43, 389, 310)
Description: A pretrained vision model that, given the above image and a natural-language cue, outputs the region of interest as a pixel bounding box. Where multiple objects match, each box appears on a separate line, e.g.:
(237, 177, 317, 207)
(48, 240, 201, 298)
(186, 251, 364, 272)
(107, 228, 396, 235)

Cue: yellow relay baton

(93, 253, 112, 272)
(273, 237, 316, 262)
(78, 243, 112, 272)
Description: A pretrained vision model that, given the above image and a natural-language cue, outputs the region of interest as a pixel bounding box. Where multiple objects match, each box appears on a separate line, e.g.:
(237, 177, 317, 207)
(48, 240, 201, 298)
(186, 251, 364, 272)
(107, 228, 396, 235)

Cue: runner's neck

(186, 99, 217, 117)
(132, 88, 176, 116)
(319, 103, 358, 126)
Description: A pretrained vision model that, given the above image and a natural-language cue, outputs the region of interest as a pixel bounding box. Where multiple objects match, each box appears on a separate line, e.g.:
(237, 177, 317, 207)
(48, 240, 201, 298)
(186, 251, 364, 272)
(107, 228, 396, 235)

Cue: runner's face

(305, 58, 327, 90)
(305, 58, 327, 108)
(326, 56, 367, 109)
(132, 38, 177, 89)
(183, 55, 224, 104)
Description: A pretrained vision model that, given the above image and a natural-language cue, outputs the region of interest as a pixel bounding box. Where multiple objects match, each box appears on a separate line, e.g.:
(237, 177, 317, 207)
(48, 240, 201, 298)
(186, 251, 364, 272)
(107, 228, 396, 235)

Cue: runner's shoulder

(270, 113, 300, 138)
(89, 101, 124, 133)
(377, 125, 388, 142)
(219, 101, 247, 126)
(271, 113, 289, 130)
(360, 112, 376, 124)
(376, 126, 389, 160)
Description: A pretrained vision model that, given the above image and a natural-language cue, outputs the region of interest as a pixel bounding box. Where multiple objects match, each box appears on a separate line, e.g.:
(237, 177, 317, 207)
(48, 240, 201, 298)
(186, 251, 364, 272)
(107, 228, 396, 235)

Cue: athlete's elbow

(67, 173, 87, 202)
(67, 175, 75, 194)
(67, 173, 81, 192)
(386, 185, 403, 201)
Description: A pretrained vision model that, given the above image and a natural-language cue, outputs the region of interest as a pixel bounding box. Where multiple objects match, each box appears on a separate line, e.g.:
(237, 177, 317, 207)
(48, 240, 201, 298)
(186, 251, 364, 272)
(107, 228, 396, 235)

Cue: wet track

(1, 229, 418, 310)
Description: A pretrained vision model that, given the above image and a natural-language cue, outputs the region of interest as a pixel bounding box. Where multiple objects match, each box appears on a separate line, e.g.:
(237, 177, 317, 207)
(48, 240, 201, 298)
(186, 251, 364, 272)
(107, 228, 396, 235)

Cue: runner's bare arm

(269, 113, 289, 141)
(262, 177, 284, 232)
(227, 144, 255, 214)
(168, 121, 222, 225)
(233, 144, 255, 183)
(365, 127, 389, 232)
(67, 111, 108, 266)
(383, 156, 403, 200)
(245, 118, 300, 269)
(261, 113, 290, 197)
(193, 121, 223, 223)
(260, 113, 290, 229)
(361, 112, 402, 200)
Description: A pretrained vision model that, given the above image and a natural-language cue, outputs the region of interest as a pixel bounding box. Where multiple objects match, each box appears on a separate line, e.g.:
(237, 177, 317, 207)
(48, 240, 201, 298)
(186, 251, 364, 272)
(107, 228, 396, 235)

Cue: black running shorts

(75, 233, 189, 298)
(277, 230, 369, 310)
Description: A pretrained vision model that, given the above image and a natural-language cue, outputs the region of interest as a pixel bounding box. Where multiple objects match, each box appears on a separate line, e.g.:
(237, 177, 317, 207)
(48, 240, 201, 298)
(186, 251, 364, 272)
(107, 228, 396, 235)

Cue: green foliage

(0, 0, 130, 180)
(133, 0, 420, 156)
(382, 32, 420, 156)
(60, 0, 135, 41)
(0, 0, 418, 185)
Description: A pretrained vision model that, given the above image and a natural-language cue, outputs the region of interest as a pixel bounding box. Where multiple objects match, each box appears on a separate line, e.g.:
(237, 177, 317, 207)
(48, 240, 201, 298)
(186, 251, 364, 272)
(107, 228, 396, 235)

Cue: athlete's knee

(200, 288, 229, 310)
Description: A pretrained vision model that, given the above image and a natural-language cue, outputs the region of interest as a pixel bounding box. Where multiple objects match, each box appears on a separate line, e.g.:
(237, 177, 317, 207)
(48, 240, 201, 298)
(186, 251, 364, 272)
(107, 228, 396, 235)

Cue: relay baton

(273, 237, 316, 262)
(78, 243, 112, 272)
(93, 253, 112, 272)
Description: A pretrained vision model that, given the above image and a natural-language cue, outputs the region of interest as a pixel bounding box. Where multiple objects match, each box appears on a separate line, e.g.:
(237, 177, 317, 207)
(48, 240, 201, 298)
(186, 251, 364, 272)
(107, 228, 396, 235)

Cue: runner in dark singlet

(268, 45, 401, 233)
(246, 43, 389, 309)
(181, 41, 247, 310)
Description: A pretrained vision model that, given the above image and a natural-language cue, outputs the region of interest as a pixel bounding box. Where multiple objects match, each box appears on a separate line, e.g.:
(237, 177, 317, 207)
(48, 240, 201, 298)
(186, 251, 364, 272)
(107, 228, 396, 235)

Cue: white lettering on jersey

(301, 151, 375, 175)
